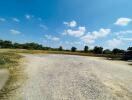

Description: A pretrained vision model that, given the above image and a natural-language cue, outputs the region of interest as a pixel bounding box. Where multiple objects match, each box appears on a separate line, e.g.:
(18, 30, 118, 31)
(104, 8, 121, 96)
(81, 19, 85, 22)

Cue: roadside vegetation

(0, 52, 21, 68)
(0, 52, 23, 99)
(0, 39, 132, 60)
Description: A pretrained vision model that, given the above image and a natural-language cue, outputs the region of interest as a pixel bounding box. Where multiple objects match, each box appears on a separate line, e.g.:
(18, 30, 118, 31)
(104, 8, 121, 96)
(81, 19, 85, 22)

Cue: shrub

(84, 46, 89, 52)
(103, 49, 112, 54)
(58, 46, 63, 51)
(71, 47, 77, 52)
(93, 46, 103, 54)
(112, 48, 125, 54)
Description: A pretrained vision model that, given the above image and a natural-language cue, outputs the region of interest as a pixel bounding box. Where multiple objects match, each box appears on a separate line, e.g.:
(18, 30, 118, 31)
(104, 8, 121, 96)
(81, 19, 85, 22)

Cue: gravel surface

(0, 69, 9, 90)
(8, 54, 132, 100)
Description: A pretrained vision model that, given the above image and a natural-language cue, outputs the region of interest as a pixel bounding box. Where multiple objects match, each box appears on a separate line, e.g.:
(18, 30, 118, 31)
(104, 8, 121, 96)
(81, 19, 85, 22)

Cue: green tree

(13, 43, 23, 49)
(112, 48, 125, 54)
(22, 42, 43, 50)
(0, 40, 4, 48)
(58, 46, 63, 51)
(127, 47, 132, 51)
(2, 40, 13, 48)
(84, 46, 89, 52)
(71, 47, 77, 52)
(127, 47, 132, 54)
(93, 46, 103, 54)
(103, 49, 112, 54)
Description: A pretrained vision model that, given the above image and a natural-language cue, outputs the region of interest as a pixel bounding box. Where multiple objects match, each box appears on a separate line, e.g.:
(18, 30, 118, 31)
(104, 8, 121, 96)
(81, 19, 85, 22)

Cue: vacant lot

(3, 54, 131, 100)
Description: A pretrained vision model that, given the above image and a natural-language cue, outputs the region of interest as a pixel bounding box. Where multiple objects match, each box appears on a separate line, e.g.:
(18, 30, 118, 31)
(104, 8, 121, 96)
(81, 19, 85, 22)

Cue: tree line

(0, 40, 51, 50)
(0, 39, 132, 55)
(69, 46, 131, 55)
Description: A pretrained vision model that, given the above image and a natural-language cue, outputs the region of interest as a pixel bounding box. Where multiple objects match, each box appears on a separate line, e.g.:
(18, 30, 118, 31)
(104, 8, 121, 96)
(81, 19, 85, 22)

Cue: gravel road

(9, 54, 132, 100)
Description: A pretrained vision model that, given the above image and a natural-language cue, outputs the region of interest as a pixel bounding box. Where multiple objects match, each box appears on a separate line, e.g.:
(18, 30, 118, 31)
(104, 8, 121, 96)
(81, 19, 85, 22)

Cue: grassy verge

(8, 49, 123, 60)
(0, 52, 24, 99)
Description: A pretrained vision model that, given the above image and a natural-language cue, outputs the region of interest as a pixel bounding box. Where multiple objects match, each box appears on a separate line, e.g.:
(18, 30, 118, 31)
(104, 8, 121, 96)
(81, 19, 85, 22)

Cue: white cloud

(10, 29, 21, 35)
(44, 35, 60, 41)
(92, 28, 111, 38)
(12, 18, 20, 22)
(115, 30, 132, 35)
(64, 20, 77, 28)
(81, 28, 111, 44)
(81, 34, 95, 44)
(120, 37, 132, 41)
(107, 38, 122, 48)
(0, 18, 6, 22)
(25, 14, 34, 20)
(63, 26, 86, 37)
(40, 24, 48, 30)
(114, 18, 132, 26)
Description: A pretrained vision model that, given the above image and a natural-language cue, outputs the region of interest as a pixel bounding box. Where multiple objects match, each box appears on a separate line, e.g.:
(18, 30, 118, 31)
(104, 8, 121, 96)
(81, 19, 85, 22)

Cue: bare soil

(4, 54, 132, 100)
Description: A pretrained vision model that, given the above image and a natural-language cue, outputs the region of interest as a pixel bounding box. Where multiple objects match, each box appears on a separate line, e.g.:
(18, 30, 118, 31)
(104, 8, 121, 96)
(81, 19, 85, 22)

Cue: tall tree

(84, 46, 89, 52)
(103, 49, 112, 54)
(93, 46, 103, 54)
(58, 46, 63, 51)
(112, 48, 125, 54)
(71, 47, 77, 52)
(127, 47, 132, 51)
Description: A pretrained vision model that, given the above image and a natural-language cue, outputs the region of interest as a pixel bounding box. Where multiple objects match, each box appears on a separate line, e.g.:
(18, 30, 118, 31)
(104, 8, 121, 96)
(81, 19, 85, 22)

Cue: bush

(127, 47, 132, 51)
(84, 46, 89, 52)
(93, 46, 103, 54)
(103, 49, 112, 54)
(112, 48, 125, 54)
(71, 47, 77, 52)
(58, 46, 63, 51)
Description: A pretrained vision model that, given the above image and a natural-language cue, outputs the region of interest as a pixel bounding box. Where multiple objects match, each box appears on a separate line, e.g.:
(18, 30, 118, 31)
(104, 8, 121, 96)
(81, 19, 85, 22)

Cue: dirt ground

(0, 69, 9, 91)
(3, 54, 132, 100)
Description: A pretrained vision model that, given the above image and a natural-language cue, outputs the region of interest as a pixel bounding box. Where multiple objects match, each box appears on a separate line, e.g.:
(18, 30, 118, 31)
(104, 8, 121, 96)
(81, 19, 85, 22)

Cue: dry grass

(0, 51, 25, 99)
(129, 63, 132, 66)
(0, 49, 121, 58)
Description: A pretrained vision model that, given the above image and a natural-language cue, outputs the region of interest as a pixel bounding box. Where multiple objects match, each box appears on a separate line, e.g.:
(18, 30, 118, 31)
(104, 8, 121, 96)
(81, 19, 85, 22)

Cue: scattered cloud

(65, 41, 82, 45)
(64, 20, 77, 28)
(81, 28, 111, 44)
(106, 29, 132, 48)
(0, 18, 6, 22)
(81, 33, 95, 44)
(25, 14, 34, 20)
(63, 26, 86, 37)
(44, 35, 60, 41)
(12, 18, 20, 22)
(114, 17, 131, 26)
(107, 38, 122, 48)
(62, 21, 111, 45)
(115, 30, 132, 35)
(120, 37, 132, 41)
(40, 24, 48, 30)
(10, 29, 21, 35)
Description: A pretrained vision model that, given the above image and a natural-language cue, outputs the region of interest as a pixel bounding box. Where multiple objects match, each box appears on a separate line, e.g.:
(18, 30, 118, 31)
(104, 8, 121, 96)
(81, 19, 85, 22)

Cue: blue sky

(0, 0, 132, 50)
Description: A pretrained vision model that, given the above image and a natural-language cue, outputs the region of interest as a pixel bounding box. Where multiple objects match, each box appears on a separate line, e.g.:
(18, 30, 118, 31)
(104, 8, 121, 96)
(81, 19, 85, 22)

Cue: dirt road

(8, 54, 132, 100)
